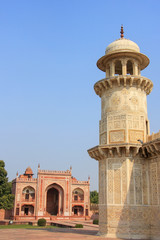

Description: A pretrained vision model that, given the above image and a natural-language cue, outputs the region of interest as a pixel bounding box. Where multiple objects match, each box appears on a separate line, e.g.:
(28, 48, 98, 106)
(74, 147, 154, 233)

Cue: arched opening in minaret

(127, 60, 133, 75)
(115, 60, 122, 75)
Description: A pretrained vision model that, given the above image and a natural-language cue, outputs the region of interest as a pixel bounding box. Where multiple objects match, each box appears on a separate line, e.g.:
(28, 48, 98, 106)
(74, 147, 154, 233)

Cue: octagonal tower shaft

(95, 47, 153, 146)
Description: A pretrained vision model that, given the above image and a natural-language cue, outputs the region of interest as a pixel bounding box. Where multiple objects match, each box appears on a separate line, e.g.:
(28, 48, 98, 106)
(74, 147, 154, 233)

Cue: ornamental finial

(120, 25, 124, 38)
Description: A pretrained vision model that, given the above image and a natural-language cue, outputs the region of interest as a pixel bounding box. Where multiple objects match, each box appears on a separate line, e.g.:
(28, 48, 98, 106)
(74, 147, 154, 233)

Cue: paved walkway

(0, 221, 148, 240)
(0, 228, 111, 240)
(0, 228, 130, 240)
(0, 228, 148, 240)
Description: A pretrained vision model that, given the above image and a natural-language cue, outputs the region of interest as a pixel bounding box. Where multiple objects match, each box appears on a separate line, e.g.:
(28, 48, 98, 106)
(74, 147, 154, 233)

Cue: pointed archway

(46, 183, 64, 216)
(46, 188, 59, 215)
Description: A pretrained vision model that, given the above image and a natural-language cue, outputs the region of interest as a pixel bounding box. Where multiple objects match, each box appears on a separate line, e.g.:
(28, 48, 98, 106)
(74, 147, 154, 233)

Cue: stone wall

(97, 155, 160, 239)
(0, 209, 12, 220)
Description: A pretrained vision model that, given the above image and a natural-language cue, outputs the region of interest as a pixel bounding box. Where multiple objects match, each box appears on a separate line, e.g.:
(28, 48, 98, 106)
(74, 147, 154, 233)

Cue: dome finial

(120, 25, 124, 38)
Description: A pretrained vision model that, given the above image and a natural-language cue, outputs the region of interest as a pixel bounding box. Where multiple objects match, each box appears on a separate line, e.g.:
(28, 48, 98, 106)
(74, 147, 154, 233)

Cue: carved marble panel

(99, 160, 106, 205)
(129, 163, 135, 204)
(121, 115, 126, 120)
(107, 159, 127, 205)
(121, 120, 126, 128)
(133, 116, 139, 121)
(122, 161, 127, 204)
(99, 117, 107, 134)
(100, 133, 107, 145)
(111, 95, 121, 109)
(128, 120, 132, 128)
(131, 96, 139, 105)
(150, 163, 158, 205)
(129, 130, 144, 143)
(109, 130, 125, 143)
(108, 115, 126, 130)
(128, 115, 133, 120)
(114, 116, 121, 120)
(114, 121, 121, 129)
(133, 121, 139, 129)
(142, 165, 149, 205)
(113, 164, 121, 204)
(108, 121, 113, 130)
(140, 116, 144, 129)
(108, 159, 114, 204)
(134, 166, 142, 205)
(108, 116, 113, 121)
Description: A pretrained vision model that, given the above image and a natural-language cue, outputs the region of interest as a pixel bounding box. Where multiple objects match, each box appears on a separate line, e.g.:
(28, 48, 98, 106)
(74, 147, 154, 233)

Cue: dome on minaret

(105, 38, 140, 55)
(97, 26, 149, 72)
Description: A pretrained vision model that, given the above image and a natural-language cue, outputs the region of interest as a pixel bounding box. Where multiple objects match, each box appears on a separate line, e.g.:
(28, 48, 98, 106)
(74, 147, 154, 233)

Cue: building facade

(12, 166, 90, 220)
(88, 27, 160, 239)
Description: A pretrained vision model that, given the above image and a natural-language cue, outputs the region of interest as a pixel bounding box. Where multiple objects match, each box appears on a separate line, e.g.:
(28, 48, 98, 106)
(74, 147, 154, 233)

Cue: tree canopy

(0, 160, 14, 209)
(90, 190, 98, 204)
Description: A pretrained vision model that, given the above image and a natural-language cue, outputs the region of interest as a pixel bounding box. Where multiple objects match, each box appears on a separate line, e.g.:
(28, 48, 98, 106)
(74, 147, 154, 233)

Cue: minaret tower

(88, 27, 154, 239)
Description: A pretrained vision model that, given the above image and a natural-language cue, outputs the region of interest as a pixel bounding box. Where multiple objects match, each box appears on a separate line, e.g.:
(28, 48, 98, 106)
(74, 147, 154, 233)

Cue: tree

(0, 160, 14, 209)
(90, 190, 98, 204)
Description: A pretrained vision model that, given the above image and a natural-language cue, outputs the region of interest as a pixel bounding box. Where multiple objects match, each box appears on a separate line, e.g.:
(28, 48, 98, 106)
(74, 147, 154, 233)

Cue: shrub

(75, 224, 83, 228)
(93, 219, 99, 225)
(37, 218, 46, 226)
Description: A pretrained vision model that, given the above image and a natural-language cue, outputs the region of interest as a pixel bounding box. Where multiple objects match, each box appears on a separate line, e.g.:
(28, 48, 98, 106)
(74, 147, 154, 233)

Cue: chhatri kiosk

(88, 27, 160, 239)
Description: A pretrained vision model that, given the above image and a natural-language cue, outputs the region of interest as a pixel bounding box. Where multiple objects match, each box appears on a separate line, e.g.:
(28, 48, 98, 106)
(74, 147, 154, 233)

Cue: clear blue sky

(0, 0, 160, 190)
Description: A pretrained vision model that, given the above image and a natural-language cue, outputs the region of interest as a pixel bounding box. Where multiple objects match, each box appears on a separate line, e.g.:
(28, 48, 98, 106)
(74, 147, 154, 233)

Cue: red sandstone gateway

(11, 166, 90, 220)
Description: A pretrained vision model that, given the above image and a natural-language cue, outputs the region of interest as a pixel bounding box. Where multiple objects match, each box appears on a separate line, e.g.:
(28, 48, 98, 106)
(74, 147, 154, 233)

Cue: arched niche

(72, 188, 84, 202)
(22, 186, 35, 201)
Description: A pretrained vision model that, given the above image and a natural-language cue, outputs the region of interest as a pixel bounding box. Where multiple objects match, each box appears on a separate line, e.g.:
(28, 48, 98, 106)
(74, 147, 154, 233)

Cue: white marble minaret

(88, 27, 160, 239)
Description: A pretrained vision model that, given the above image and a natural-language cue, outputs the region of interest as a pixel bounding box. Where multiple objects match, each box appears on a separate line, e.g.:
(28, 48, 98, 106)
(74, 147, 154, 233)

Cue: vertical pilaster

(106, 68, 110, 78)
(133, 62, 138, 75)
(122, 59, 127, 75)
(110, 62, 115, 76)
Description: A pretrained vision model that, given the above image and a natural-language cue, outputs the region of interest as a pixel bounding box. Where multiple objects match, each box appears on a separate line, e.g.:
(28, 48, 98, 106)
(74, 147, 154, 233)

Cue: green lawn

(0, 224, 57, 229)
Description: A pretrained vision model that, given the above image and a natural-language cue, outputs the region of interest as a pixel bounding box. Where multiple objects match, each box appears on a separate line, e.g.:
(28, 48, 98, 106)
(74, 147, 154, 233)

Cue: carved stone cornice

(87, 143, 141, 161)
(87, 146, 105, 161)
(141, 138, 160, 158)
(94, 75, 153, 97)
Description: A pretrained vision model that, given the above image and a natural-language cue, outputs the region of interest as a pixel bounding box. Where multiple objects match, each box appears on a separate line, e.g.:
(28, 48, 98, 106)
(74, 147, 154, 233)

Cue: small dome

(97, 37, 149, 72)
(105, 38, 140, 55)
(25, 166, 33, 175)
